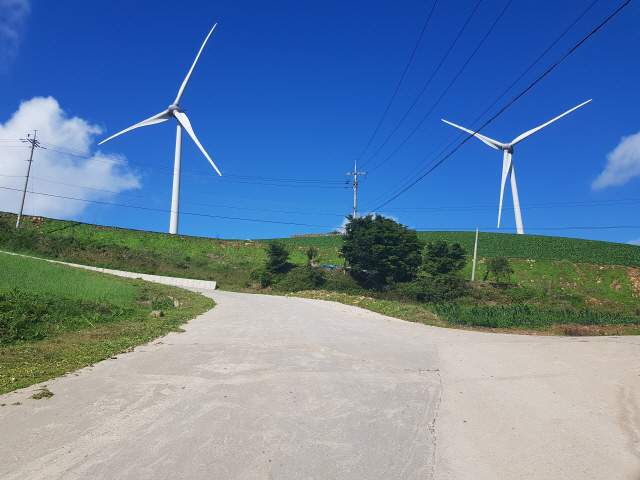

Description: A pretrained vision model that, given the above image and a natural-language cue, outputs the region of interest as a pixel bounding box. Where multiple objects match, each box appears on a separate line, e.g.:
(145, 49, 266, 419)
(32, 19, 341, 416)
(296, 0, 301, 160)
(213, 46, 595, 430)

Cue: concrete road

(1, 289, 639, 479)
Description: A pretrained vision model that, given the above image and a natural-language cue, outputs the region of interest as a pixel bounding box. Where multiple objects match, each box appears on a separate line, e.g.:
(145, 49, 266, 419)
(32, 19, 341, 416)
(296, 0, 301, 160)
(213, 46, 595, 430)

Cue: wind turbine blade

(510, 99, 592, 146)
(98, 110, 171, 145)
(441, 119, 504, 150)
(174, 24, 217, 106)
(497, 150, 511, 228)
(173, 110, 221, 176)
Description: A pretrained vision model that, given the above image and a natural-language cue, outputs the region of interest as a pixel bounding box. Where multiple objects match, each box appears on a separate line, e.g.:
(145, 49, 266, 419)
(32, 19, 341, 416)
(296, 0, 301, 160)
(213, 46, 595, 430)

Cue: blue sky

(1, 0, 639, 244)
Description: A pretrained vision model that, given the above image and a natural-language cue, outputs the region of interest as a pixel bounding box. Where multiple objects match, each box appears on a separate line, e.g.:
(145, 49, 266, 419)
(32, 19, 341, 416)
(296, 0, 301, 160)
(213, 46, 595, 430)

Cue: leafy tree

(305, 246, 319, 266)
(485, 256, 514, 284)
(422, 240, 467, 276)
(341, 214, 423, 286)
(265, 240, 290, 273)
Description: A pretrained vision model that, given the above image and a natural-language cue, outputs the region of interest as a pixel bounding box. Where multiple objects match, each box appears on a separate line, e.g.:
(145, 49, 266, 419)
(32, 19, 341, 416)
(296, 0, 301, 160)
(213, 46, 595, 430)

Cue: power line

(415, 226, 640, 231)
(6, 175, 347, 218)
(366, 0, 631, 212)
(363, 0, 601, 209)
(35, 141, 344, 188)
(363, 0, 513, 172)
(357, 0, 438, 160)
(0, 186, 337, 228)
(360, 0, 484, 168)
(3, 172, 638, 214)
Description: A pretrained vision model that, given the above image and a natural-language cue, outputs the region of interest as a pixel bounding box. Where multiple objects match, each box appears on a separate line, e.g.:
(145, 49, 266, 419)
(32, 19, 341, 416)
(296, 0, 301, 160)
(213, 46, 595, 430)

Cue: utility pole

(345, 159, 367, 218)
(16, 131, 40, 228)
(471, 228, 479, 281)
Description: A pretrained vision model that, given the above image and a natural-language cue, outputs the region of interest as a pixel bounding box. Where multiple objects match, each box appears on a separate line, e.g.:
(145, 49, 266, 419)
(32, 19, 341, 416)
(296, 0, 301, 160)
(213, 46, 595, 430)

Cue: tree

(265, 240, 290, 273)
(485, 256, 514, 284)
(422, 240, 467, 276)
(304, 246, 319, 266)
(341, 214, 423, 286)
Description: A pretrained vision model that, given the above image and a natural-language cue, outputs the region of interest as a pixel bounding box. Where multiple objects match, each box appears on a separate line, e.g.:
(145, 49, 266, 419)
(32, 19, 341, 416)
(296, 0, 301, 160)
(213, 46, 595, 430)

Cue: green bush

(305, 246, 319, 265)
(485, 257, 514, 283)
(265, 241, 290, 273)
(274, 266, 326, 292)
(341, 214, 423, 286)
(422, 240, 466, 276)
(323, 269, 367, 295)
(250, 267, 274, 288)
(398, 274, 469, 304)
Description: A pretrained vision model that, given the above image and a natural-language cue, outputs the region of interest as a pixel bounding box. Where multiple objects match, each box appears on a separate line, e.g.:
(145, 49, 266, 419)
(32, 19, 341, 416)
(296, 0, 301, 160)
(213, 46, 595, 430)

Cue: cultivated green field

(0, 252, 214, 394)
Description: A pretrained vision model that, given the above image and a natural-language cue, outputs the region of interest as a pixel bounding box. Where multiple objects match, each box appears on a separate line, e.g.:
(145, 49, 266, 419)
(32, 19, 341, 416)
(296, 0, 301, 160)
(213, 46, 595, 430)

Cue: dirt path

(1, 288, 639, 479)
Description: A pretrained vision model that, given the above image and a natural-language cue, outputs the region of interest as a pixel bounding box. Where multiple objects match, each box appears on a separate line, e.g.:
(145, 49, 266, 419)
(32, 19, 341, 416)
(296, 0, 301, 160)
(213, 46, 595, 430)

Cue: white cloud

(0, 96, 141, 219)
(592, 131, 640, 190)
(628, 237, 640, 246)
(0, 0, 30, 66)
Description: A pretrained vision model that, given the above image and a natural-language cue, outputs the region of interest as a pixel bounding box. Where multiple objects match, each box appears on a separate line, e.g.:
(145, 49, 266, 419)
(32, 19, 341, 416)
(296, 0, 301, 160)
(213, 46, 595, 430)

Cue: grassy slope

(0, 252, 215, 395)
(1, 212, 639, 331)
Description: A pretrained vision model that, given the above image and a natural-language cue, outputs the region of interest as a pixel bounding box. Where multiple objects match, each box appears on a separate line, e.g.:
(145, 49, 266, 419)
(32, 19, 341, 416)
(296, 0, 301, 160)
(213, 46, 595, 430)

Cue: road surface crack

(429, 344, 443, 480)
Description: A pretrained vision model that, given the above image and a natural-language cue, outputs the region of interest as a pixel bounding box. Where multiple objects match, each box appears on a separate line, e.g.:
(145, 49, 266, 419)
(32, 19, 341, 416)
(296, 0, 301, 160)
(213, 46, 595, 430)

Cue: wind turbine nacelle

(168, 105, 184, 115)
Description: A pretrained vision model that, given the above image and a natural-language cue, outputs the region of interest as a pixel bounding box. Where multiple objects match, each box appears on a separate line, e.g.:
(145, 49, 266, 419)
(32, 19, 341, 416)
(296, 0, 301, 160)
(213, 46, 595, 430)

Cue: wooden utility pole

(345, 159, 367, 218)
(471, 228, 479, 281)
(16, 131, 40, 228)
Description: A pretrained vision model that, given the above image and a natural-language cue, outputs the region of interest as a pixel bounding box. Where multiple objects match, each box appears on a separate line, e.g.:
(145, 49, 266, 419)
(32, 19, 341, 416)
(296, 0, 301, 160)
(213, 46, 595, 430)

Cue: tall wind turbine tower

(442, 100, 591, 234)
(99, 24, 221, 235)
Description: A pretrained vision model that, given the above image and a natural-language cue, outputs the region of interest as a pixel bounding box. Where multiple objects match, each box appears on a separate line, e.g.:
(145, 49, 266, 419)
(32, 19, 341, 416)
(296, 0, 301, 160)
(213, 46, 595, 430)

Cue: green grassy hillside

(278, 231, 640, 267)
(0, 251, 214, 394)
(2, 211, 640, 288)
(1, 212, 639, 335)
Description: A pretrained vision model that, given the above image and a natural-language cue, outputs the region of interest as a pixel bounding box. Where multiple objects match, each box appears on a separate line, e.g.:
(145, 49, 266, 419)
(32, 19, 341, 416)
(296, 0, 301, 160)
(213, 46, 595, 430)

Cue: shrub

(400, 274, 469, 304)
(305, 246, 319, 265)
(265, 240, 290, 273)
(250, 267, 274, 288)
(323, 269, 367, 295)
(422, 240, 466, 276)
(274, 266, 326, 292)
(485, 257, 514, 284)
(341, 214, 423, 286)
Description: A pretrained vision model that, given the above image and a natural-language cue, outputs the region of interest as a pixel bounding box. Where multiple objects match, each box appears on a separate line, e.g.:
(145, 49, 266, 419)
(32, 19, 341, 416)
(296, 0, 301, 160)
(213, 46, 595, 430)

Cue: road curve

(1, 288, 639, 479)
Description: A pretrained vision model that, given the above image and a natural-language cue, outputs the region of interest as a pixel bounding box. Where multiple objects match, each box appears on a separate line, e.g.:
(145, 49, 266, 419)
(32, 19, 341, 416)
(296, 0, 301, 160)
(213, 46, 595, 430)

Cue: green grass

(433, 303, 640, 329)
(30, 388, 54, 399)
(2, 212, 640, 335)
(0, 252, 215, 394)
(1, 253, 139, 304)
(415, 231, 640, 266)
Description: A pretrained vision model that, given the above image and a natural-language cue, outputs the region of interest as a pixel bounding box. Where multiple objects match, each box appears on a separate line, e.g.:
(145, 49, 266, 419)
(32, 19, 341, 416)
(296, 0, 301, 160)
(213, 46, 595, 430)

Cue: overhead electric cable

(30, 141, 345, 188)
(363, 0, 598, 209)
(4, 175, 346, 218)
(0, 186, 337, 228)
(357, 0, 438, 160)
(363, 0, 513, 172)
(366, 0, 630, 211)
(360, 0, 483, 167)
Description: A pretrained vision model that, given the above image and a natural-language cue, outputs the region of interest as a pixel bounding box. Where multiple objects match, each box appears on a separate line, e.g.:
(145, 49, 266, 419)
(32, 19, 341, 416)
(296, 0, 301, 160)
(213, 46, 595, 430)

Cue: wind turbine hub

(503, 145, 514, 154)
(168, 105, 184, 114)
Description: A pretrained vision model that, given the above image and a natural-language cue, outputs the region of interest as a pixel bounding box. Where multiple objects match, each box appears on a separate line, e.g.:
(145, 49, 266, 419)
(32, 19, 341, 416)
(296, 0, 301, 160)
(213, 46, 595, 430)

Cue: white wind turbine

(99, 24, 221, 235)
(442, 99, 591, 234)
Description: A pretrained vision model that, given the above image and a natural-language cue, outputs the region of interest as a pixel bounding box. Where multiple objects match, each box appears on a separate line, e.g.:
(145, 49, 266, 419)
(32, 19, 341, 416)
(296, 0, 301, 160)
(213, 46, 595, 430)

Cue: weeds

(30, 388, 54, 399)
